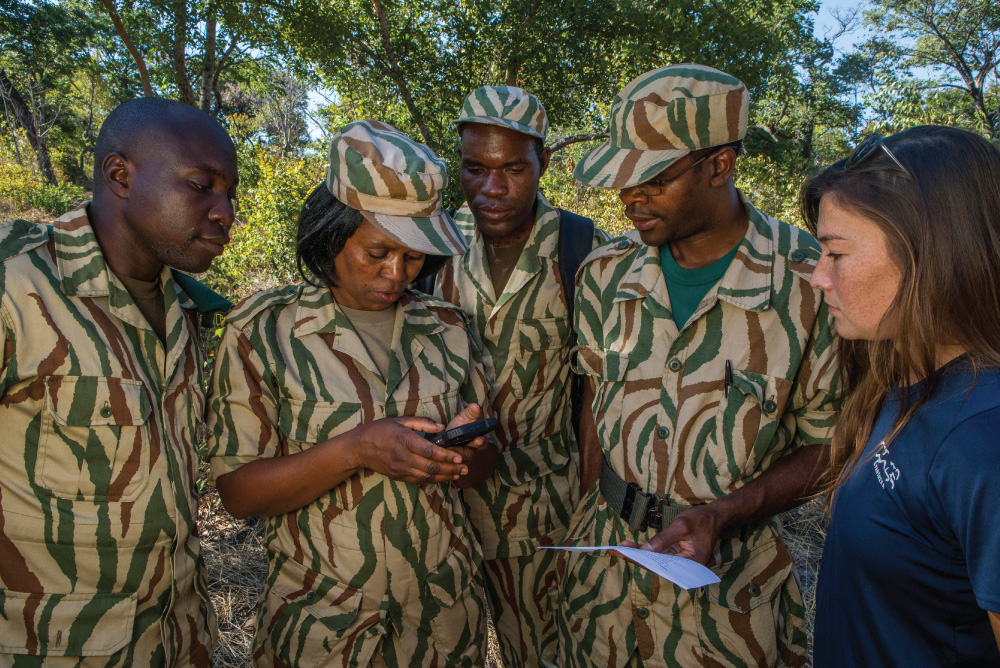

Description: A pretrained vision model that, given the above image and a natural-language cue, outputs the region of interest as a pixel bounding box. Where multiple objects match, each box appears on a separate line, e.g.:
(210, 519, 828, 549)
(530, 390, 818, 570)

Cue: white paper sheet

(539, 545, 720, 590)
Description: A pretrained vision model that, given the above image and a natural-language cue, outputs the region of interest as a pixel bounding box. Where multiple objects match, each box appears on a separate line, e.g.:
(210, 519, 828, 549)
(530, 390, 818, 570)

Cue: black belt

(599, 456, 764, 541)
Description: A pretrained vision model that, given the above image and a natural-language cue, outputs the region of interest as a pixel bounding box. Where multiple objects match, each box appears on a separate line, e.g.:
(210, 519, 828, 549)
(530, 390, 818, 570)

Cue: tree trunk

(370, 0, 434, 147)
(200, 9, 217, 113)
(1, 98, 25, 167)
(173, 0, 196, 105)
(0, 69, 57, 185)
(98, 0, 154, 97)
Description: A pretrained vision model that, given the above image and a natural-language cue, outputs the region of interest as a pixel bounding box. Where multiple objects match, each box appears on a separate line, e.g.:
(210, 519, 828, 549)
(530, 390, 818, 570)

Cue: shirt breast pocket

(40, 376, 152, 503)
(510, 317, 570, 399)
(278, 399, 363, 451)
(715, 369, 792, 482)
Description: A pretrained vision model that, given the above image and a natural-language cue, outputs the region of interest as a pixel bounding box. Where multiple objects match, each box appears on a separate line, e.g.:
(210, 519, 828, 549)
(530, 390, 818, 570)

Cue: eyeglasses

(632, 147, 727, 196)
(845, 133, 911, 178)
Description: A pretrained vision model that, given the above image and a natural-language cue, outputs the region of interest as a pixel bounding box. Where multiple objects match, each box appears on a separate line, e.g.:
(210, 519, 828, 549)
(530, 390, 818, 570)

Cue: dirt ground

(199, 480, 828, 668)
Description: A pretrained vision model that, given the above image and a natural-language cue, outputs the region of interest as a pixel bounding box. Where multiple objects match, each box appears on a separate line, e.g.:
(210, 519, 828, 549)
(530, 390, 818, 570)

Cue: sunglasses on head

(845, 133, 912, 178)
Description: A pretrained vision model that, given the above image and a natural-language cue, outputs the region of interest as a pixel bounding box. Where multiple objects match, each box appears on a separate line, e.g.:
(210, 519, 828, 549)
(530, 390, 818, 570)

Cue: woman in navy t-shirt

(802, 125, 1000, 667)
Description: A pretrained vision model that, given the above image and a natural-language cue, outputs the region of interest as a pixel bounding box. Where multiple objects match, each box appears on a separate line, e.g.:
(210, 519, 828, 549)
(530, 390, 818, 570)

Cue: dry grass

(0, 205, 53, 223)
(199, 481, 267, 668)
(779, 498, 829, 668)
(200, 481, 827, 667)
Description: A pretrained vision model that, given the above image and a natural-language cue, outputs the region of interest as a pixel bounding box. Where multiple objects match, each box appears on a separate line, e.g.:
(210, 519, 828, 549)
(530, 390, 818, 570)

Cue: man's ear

(102, 152, 133, 200)
(709, 147, 737, 187)
(538, 146, 552, 177)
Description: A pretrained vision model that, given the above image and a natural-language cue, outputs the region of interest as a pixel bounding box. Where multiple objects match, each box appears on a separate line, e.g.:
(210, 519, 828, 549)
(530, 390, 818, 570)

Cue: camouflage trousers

(555, 494, 808, 668)
(253, 550, 487, 668)
(0, 550, 216, 668)
(483, 549, 561, 668)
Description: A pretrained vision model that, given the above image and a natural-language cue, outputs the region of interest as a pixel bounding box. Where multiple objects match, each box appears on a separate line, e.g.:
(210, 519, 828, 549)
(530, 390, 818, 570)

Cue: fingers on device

(416, 418, 498, 447)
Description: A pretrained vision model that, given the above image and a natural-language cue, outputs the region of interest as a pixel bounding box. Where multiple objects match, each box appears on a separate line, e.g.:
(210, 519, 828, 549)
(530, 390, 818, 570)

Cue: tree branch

(548, 131, 608, 152)
(98, 0, 154, 97)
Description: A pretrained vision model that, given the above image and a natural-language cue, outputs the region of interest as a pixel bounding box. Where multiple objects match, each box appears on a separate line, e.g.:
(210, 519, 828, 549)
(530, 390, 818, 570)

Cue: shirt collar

(53, 203, 198, 309)
(292, 283, 445, 338)
(613, 191, 774, 313)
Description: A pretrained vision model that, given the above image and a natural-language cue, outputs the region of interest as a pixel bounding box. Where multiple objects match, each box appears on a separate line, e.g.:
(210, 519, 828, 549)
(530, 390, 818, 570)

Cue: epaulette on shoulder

(580, 230, 641, 268)
(412, 291, 470, 324)
(0, 219, 51, 263)
(786, 226, 822, 280)
(226, 283, 302, 330)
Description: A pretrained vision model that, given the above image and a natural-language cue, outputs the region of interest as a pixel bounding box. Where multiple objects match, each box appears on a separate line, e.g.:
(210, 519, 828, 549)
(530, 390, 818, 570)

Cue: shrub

(0, 160, 42, 216)
(208, 146, 324, 300)
(27, 182, 87, 216)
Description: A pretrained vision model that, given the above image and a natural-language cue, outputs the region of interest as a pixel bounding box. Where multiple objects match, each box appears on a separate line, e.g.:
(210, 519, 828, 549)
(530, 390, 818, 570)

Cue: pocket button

(100, 405, 113, 418)
(762, 399, 777, 414)
(656, 426, 669, 439)
(305, 592, 316, 602)
(747, 584, 762, 597)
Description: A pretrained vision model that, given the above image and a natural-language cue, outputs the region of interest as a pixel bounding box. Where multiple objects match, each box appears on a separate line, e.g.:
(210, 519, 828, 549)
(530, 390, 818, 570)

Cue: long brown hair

(800, 126, 1000, 494)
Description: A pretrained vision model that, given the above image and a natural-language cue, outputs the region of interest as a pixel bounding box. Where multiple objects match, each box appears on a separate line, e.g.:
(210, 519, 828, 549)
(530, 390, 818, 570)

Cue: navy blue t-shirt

(814, 362, 1000, 668)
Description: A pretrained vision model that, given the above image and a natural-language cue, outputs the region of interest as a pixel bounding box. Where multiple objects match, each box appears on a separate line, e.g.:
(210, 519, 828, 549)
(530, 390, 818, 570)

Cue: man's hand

(351, 416, 469, 485)
(441, 403, 499, 488)
(619, 504, 723, 566)
(614, 444, 830, 566)
(441, 402, 490, 460)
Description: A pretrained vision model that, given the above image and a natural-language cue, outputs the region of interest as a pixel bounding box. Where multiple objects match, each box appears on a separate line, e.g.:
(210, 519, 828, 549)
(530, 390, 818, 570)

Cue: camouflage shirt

(558, 195, 843, 667)
(207, 284, 490, 666)
(0, 207, 218, 666)
(432, 194, 608, 558)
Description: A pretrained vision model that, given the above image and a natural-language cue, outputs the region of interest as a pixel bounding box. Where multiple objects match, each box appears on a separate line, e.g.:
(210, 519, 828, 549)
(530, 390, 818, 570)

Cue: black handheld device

(416, 417, 498, 448)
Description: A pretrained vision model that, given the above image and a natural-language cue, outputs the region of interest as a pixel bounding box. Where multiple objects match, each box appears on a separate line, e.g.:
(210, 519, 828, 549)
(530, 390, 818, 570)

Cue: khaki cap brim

(454, 115, 546, 140)
(573, 141, 690, 190)
(363, 211, 469, 256)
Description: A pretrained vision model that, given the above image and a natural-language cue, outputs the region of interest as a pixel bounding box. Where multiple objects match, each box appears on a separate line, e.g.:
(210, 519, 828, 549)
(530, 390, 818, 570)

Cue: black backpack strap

(557, 209, 595, 441)
(412, 273, 437, 295)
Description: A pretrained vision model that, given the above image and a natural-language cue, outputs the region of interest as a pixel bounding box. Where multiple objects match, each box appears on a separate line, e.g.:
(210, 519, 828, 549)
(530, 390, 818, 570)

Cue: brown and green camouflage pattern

(206, 284, 490, 667)
(0, 207, 217, 666)
(574, 64, 749, 190)
(556, 195, 843, 668)
(454, 86, 549, 140)
(326, 119, 467, 256)
(429, 194, 608, 668)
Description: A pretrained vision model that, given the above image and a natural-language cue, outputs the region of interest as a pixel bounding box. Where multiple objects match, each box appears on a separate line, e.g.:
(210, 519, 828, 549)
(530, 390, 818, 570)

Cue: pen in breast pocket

(724, 360, 733, 398)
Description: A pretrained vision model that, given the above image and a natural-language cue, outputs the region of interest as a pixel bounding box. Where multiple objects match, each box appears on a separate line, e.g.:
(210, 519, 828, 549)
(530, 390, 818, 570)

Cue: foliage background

(1, 0, 997, 665)
(3, 0, 996, 300)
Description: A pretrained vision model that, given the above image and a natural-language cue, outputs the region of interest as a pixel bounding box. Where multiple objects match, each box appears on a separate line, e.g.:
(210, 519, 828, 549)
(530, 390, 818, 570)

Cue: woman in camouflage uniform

(207, 120, 496, 667)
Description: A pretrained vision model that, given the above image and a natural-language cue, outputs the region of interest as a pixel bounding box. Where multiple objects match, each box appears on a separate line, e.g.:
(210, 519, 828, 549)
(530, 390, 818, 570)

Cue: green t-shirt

(660, 242, 741, 329)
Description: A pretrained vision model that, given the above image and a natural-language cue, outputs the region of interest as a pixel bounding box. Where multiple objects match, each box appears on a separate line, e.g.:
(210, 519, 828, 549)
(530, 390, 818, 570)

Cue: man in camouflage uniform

(556, 64, 843, 668)
(426, 86, 609, 668)
(207, 120, 494, 667)
(0, 99, 235, 666)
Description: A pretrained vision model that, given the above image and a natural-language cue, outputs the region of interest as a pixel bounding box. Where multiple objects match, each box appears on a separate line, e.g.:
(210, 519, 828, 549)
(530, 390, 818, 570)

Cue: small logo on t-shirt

(873, 442, 901, 490)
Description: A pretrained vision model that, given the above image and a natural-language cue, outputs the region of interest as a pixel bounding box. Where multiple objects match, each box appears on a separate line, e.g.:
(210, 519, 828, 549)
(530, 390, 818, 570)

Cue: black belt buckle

(642, 493, 662, 532)
(620, 482, 641, 525)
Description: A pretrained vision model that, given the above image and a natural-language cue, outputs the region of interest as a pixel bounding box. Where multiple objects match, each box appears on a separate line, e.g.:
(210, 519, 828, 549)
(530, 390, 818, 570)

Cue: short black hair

(295, 183, 449, 288)
(93, 98, 226, 182)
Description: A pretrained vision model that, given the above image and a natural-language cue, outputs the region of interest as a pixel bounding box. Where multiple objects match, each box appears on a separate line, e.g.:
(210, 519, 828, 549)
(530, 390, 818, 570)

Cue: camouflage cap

(454, 86, 548, 140)
(326, 120, 468, 255)
(574, 64, 748, 190)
